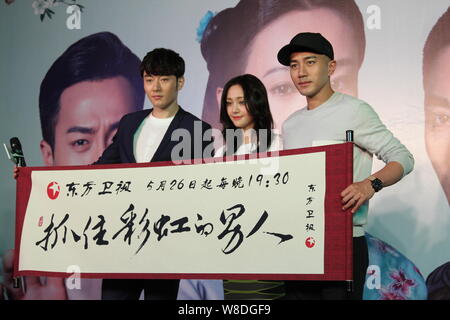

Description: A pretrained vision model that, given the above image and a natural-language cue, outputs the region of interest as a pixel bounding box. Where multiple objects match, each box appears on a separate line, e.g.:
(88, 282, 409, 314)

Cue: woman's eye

(270, 83, 296, 97)
(425, 104, 450, 129)
(431, 112, 450, 127)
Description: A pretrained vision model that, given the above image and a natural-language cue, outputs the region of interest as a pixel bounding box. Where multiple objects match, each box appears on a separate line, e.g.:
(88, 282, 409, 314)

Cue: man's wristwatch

(368, 175, 383, 192)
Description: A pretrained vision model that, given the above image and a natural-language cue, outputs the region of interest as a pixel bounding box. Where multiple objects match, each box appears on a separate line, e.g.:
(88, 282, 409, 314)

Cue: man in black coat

(96, 48, 214, 299)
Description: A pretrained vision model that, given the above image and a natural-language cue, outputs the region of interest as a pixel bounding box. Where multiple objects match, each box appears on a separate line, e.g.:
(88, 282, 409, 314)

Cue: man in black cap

(279, 32, 415, 299)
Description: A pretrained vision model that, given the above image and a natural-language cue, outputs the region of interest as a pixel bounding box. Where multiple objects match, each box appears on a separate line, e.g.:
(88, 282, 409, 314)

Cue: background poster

(0, 0, 449, 299)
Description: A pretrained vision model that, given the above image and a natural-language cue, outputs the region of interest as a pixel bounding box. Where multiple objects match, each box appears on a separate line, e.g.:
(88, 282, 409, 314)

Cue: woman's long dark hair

(220, 74, 273, 154)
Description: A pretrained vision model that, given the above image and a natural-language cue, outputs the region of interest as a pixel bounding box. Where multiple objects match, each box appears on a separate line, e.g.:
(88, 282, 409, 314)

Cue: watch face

(371, 178, 383, 192)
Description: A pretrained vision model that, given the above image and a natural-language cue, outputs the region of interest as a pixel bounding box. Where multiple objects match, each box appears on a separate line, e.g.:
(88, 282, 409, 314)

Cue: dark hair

(140, 48, 185, 78)
(426, 261, 450, 300)
(423, 7, 450, 90)
(220, 74, 274, 154)
(201, 0, 365, 129)
(39, 32, 145, 150)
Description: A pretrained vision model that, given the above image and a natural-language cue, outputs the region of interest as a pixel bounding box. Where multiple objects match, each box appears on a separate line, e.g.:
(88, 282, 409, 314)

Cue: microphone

(8, 137, 26, 290)
(10, 137, 26, 167)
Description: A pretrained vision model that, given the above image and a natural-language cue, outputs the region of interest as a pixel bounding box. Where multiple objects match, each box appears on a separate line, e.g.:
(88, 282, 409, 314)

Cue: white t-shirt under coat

(134, 113, 174, 163)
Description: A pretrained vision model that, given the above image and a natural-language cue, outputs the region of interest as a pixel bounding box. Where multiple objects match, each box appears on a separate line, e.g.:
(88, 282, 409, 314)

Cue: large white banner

(18, 151, 326, 278)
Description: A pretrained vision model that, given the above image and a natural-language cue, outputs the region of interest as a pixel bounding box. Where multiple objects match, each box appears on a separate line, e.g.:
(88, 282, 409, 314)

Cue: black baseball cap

(277, 32, 334, 66)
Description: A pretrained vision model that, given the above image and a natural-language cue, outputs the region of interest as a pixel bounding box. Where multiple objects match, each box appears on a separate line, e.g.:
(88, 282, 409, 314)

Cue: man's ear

(177, 76, 185, 90)
(328, 59, 337, 77)
(40, 140, 54, 166)
(216, 87, 223, 112)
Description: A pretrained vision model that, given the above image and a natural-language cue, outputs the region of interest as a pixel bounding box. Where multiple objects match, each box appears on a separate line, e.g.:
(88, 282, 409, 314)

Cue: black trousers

(284, 236, 369, 300)
(102, 279, 180, 300)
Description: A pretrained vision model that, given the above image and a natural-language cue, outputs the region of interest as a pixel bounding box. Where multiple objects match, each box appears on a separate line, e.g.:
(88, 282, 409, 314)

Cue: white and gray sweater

(282, 92, 414, 237)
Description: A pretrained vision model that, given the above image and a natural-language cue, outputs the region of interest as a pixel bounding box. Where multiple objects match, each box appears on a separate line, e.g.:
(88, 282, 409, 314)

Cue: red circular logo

(47, 182, 60, 200)
(305, 237, 316, 248)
